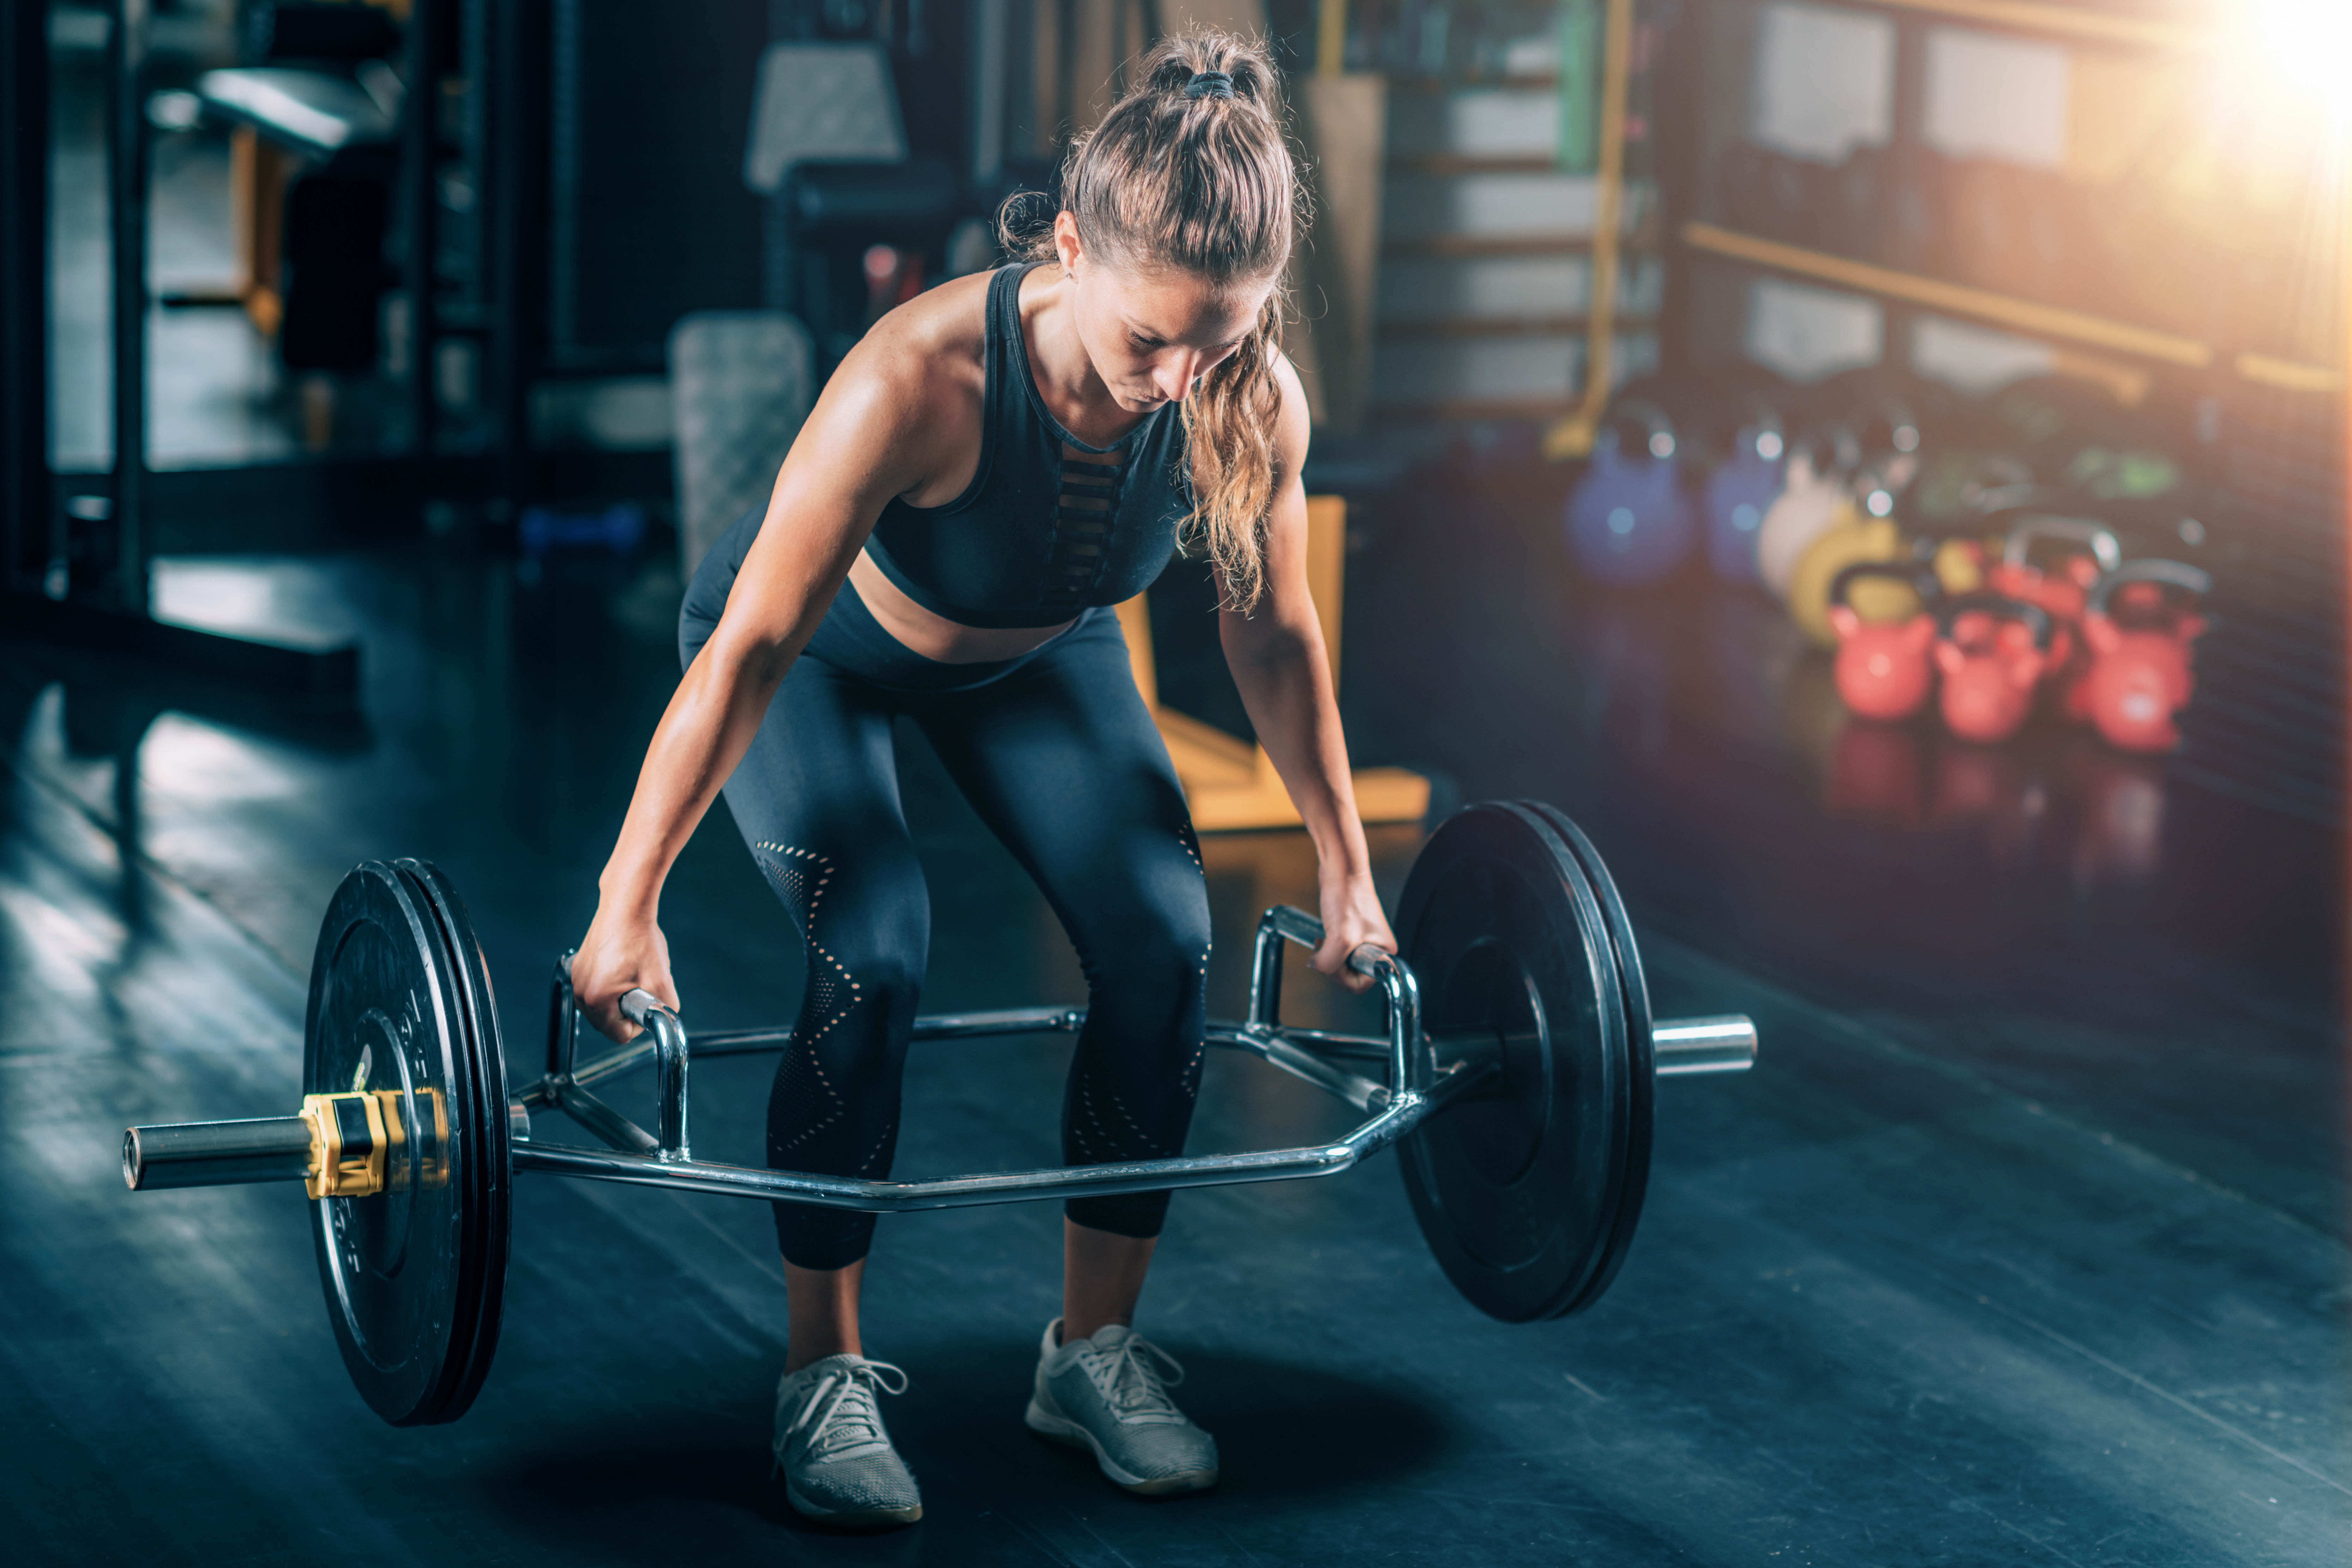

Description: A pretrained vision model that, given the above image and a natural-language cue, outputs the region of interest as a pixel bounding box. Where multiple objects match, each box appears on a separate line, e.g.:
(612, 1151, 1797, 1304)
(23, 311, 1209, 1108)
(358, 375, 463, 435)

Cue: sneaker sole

(1024, 1398, 1220, 1497)
(777, 1469, 923, 1529)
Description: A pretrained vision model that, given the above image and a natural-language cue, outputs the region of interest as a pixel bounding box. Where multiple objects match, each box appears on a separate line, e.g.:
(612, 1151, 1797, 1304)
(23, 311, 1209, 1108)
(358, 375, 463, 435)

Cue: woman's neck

(1019, 267, 1152, 449)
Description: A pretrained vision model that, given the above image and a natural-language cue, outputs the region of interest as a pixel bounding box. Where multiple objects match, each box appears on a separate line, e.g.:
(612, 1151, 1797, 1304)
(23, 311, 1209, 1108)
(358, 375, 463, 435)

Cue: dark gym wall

(887, 0, 970, 172)
(768, 0, 970, 176)
(548, 0, 973, 373)
(547, 0, 770, 371)
(2, 0, 45, 588)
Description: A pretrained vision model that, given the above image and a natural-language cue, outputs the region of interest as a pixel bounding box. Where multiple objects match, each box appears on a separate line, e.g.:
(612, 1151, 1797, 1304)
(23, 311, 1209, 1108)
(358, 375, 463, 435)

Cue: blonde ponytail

(997, 31, 1301, 611)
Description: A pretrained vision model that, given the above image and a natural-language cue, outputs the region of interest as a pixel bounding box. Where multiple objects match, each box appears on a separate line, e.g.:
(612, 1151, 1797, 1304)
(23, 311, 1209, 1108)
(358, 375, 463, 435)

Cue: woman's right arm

(568, 309, 971, 1042)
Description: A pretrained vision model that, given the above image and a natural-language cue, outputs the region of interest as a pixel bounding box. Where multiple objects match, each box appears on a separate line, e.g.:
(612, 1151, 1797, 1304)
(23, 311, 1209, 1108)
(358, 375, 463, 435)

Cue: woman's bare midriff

(847, 550, 1079, 664)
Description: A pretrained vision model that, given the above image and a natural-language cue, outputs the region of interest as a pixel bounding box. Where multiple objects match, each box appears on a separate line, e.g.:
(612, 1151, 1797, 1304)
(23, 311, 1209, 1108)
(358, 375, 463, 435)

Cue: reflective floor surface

(0, 499, 2343, 1565)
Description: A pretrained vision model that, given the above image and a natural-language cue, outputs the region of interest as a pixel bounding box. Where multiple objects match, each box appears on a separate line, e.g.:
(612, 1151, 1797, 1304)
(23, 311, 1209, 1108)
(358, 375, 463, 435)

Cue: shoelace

(1083, 1334, 1188, 1424)
(783, 1359, 909, 1461)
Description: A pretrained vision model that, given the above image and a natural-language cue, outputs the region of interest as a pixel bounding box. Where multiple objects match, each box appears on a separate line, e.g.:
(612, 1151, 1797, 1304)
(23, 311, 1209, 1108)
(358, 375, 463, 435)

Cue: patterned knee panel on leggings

(755, 842, 927, 1267)
(1056, 831, 1212, 1239)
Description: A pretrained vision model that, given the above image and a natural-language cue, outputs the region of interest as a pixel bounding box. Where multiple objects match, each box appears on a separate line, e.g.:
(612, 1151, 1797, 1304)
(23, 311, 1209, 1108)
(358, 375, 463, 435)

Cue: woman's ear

(1052, 211, 1084, 277)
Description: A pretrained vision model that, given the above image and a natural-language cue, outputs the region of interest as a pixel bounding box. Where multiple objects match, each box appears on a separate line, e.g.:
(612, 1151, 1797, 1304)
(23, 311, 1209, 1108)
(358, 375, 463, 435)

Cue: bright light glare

(2234, 0, 2352, 119)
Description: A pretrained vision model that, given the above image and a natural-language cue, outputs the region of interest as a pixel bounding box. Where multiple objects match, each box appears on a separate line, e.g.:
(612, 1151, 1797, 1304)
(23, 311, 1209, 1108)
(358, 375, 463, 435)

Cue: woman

(568, 33, 1393, 1528)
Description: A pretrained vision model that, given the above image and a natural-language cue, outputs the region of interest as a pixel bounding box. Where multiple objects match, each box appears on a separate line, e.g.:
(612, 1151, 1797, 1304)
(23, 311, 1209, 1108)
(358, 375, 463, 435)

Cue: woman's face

(1054, 212, 1274, 413)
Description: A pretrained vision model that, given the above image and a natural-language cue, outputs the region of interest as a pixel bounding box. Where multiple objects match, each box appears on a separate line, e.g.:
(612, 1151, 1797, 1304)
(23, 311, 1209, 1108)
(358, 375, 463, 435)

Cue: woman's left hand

(1313, 870, 1397, 994)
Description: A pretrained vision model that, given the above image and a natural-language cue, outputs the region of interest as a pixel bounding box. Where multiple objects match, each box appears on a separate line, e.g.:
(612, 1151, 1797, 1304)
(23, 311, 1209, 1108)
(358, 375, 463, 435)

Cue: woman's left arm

(1216, 355, 1398, 991)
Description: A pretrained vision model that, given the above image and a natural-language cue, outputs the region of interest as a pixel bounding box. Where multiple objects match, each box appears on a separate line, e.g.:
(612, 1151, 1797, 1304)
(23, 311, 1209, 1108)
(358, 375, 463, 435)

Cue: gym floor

(8, 46, 2345, 1567)
(1, 486, 2342, 1564)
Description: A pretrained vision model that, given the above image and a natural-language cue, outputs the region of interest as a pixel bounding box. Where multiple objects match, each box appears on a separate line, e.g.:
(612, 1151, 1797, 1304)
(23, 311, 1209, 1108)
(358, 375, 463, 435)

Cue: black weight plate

(1395, 803, 1641, 1322)
(398, 860, 512, 1420)
(1513, 801, 1656, 1315)
(304, 862, 510, 1426)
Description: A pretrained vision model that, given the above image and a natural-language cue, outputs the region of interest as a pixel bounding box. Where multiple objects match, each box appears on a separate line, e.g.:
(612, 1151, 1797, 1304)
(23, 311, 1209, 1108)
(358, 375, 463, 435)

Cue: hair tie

(1182, 70, 1235, 100)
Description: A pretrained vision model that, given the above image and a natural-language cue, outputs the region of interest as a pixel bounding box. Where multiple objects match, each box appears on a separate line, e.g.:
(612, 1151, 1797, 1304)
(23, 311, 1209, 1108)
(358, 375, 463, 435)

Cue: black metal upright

(0, 0, 360, 705)
(108, 0, 150, 610)
(487, 0, 550, 515)
(1881, 15, 1928, 374)
(1, 0, 50, 594)
(401, 0, 441, 456)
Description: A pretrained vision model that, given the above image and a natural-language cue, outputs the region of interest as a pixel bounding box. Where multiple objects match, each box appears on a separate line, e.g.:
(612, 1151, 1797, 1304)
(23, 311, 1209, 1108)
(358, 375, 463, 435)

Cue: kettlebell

(1933, 594, 2052, 744)
(1756, 423, 1862, 600)
(1987, 512, 2123, 720)
(1704, 393, 1788, 584)
(1849, 393, 1924, 511)
(2079, 559, 2211, 753)
(1790, 514, 1908, 647)
(1920, 531, 1989, 596)
(1565, 398, 1696, 585)
(1827, 562, 1941, 721)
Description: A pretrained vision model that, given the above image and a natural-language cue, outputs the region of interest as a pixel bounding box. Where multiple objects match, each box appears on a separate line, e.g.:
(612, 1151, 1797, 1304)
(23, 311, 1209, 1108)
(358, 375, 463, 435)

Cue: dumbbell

(121, 802, 1759, 1426)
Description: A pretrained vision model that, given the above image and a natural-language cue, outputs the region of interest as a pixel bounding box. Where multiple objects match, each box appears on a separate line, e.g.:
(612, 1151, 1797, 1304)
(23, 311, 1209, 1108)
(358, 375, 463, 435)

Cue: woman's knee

(751, 840, 929, 997)
(1089, 869, 1212, 1004)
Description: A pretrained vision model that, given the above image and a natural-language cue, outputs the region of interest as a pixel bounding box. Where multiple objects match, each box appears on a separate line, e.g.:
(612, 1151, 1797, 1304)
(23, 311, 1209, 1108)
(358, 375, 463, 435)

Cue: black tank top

(863, 264, 1194, 629)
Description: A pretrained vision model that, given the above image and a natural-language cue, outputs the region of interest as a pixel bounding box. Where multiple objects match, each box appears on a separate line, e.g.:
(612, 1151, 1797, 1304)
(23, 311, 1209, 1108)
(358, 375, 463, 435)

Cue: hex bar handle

(1259, 904, 1391, 979)
(618, 988, 689, 1162)
(1251, 906, 1425, 1097)
(549, 952, 581, 1077)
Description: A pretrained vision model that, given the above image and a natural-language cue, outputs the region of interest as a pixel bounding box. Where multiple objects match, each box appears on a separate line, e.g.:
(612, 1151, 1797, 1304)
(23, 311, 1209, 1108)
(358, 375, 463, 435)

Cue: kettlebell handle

(1962, 483, 2062, 526)
(1602, 397, 1678, 461)
(1828, 561, 1941, 612)
(2087, 558, 2213, 620)
(1935, 592, 2053, 651)
(1729, 388, 1785, 450)
(2001, 514, 2124, 573)
(1849, 394, 1921, 460)
(1788, 420, 1862, 479)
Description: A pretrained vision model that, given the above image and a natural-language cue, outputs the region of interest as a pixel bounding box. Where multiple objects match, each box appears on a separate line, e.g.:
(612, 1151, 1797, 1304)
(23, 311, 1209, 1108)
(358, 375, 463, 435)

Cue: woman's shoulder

(825, 269, 995, 440)
(864, 269, 994, 373)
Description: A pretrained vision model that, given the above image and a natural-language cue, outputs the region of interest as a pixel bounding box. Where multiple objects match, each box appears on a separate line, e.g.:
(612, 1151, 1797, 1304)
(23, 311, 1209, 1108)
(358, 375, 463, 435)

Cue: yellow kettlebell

(1789, 515, 1916, 647)
(1928, 534, 1988, 595)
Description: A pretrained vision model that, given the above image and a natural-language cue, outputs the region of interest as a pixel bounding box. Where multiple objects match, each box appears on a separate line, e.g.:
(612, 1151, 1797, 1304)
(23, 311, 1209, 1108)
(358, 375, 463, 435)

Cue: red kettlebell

(1985, 512, 2122, 721)
(1933, 594, 2053, 744)
(1827, 561, 1942, 720)
(2079, 559, 2211, 753)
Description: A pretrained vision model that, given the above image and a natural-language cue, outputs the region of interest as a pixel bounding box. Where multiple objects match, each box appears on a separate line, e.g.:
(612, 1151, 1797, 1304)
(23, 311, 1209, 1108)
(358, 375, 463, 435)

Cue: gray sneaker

(1024, 1318, 1219, 1495)
(772, 1353, 922, 1528)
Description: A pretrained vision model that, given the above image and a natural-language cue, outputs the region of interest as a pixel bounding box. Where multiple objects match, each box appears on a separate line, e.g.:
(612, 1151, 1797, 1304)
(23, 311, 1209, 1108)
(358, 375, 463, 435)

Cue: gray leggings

(681, 511, 1212, 1269)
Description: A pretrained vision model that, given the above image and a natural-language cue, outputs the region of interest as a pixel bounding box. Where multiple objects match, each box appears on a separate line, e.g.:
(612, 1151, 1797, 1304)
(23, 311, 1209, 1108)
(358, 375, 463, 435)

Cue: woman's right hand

(569, 903, 680, 1044)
